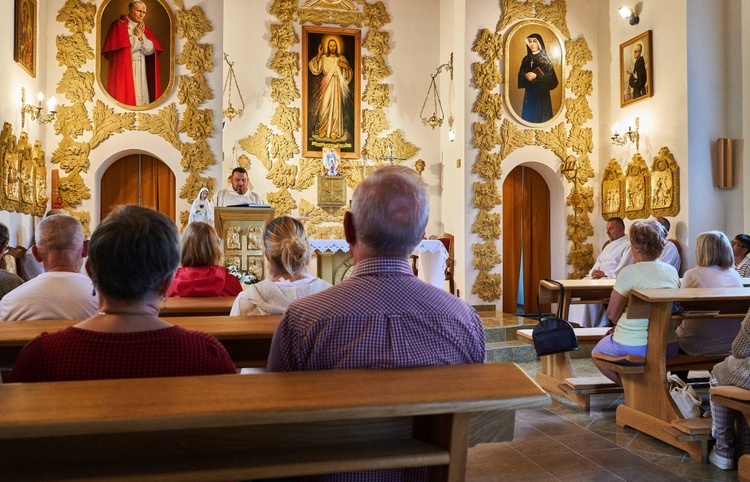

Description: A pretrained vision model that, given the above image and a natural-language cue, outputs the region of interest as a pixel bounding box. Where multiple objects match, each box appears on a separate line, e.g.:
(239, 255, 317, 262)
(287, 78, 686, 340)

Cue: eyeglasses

(732, 240, 748, 249)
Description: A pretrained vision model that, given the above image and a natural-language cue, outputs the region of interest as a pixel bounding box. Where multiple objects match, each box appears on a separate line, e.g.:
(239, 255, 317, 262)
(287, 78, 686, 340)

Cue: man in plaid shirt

(267, 166, 485, 482)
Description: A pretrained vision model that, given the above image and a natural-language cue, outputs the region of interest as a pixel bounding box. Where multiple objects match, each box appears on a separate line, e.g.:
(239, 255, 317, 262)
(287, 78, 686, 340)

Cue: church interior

(1, 0, 749, 479)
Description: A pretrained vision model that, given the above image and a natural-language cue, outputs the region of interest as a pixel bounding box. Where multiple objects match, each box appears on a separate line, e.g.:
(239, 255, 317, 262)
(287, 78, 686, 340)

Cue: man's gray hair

(351, 165, 429, 258)
(0, 222, 9, 245)
(36, 214, 84, 252)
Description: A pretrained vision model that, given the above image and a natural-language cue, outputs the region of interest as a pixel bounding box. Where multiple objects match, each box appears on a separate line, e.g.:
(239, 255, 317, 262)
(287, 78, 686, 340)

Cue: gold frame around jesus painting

(301, 26, 361, 158)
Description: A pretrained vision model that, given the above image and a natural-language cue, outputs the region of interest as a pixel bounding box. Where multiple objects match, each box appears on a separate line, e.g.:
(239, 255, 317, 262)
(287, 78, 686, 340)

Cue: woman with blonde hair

(231, 216, 330, 316)
(677, 231, 743, 356)
(168, 222, 242, 297)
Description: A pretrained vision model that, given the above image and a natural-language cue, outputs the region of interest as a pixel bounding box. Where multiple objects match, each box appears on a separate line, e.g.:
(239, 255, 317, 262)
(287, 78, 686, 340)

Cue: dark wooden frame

(302, 26, 361, 158)
(14, 0, 37, 77)
(620, 30, 653, 107)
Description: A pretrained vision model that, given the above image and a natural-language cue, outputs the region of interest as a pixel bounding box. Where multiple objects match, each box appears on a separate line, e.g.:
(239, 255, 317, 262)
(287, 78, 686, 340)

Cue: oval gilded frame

(504, 20, 565, 128)
(96, 0, 175, 111)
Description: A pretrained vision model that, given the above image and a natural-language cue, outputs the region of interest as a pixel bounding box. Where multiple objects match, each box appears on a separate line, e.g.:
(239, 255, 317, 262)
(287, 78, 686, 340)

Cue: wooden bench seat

(0, 363, 549, 481)
(0, 315, 281, 370)
(559, 376, 622, 397)
(593, 352, 725, 374)
(517, 327, 614, 411)
(711, 386, 750, 481)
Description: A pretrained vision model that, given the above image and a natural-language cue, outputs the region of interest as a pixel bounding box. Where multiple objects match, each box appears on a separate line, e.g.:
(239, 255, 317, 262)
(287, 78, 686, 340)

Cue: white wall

(684, 0, 735, 266)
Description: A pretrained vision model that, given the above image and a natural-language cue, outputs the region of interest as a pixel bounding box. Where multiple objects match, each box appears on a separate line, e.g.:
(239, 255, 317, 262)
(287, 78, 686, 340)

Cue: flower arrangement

(226, 263, 260, 285)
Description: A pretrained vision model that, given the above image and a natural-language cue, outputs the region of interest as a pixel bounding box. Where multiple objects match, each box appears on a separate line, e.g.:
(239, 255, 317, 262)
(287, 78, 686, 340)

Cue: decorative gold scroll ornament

(600, 146, 679, 221)
(470, 0, 595, 301)
(54, 0, 215, 234)
(0, 123, 47, 216)
(238, 0, 419, 236)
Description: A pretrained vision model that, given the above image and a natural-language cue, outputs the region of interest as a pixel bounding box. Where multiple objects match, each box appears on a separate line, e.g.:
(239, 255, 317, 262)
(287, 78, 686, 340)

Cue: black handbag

(531, 279, 579, 356)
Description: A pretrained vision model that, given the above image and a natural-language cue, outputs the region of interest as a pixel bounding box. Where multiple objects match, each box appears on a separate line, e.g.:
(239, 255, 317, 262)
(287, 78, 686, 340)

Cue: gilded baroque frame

(620, 30, 653, 107)
(504, 19, 565, 128)
(14, 0, 37, 77)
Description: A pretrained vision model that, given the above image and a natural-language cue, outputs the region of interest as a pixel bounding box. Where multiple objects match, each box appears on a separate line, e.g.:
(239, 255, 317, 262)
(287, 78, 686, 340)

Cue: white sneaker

(709, 449, 734, 470)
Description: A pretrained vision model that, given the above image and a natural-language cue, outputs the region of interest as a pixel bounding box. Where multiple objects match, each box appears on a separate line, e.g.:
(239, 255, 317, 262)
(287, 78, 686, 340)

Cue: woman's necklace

(97, 310, 156, 316)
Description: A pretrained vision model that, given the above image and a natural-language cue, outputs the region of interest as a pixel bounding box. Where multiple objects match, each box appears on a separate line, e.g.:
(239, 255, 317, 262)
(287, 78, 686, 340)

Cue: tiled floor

(466, 357, 738, 481)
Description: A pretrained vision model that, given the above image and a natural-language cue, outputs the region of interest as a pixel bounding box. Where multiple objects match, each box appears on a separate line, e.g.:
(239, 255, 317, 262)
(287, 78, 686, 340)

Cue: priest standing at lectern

(215, 167, 264, 207)
(102, 1, 163, 106)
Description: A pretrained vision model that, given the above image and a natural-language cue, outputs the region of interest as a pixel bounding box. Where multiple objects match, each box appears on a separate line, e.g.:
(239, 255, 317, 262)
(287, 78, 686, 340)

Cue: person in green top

(592, 219, 680, 385)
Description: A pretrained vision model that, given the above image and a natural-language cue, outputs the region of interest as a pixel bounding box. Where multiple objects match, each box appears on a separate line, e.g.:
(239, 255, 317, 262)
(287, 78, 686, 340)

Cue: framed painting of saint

(504, 20, 565, 128)
(620, 31, 653, 107)
(302, 26, 361, 158)
(97, 0, 176, 110)
(14, 0, 37, 77)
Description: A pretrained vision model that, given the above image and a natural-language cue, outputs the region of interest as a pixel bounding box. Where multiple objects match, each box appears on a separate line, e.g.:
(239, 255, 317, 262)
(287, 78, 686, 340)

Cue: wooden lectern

(214, 206, 275, 281)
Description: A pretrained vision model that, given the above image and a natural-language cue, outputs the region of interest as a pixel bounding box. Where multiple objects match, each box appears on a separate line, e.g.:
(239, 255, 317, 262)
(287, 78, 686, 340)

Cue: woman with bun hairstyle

(230, 216, 330, 316)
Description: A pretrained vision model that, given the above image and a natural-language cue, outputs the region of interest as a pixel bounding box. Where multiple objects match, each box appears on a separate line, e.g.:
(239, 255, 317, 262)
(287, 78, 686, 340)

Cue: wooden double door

(100, 154, 175, 220)
(502, 165, 551, 315)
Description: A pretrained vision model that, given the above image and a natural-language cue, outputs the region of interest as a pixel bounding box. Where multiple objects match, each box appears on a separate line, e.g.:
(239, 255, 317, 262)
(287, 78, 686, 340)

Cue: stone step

(482, 313, 595, 362)
(486, 340, 538, 363)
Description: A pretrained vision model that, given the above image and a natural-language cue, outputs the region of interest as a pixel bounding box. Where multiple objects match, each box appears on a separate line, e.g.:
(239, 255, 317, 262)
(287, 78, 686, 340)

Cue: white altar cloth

(309, 239, 449, 289)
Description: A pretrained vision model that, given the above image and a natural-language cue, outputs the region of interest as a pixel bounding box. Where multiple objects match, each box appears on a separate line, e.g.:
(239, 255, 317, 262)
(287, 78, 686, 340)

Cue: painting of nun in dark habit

(517, 33, 558, 123)
(505, 21, 564, 127)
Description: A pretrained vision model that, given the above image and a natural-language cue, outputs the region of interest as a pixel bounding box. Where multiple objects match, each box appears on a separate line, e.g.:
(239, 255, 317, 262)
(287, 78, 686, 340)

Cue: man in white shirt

(568, 217, 633, 327)
(0, 215, 97, 320)
(214, 167, 263, 207)
(656, 217, 681, 273)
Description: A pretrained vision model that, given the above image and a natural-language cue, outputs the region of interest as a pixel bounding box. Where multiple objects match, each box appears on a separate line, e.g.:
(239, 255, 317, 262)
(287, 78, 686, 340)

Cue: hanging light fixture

(222, 53, 245, 122)
(420, 53, 453, 130)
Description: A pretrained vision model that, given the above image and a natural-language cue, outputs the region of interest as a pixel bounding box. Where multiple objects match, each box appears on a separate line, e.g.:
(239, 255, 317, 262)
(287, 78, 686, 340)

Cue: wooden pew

(517, 327, 617, 411)
(0, 315, 281, 369)
(0, 363, 549, 481)
(710, 386, 750, 481)
(538, 278, 615, 319)
(607, 287, 750, 463)
(159, 296, 236, 316)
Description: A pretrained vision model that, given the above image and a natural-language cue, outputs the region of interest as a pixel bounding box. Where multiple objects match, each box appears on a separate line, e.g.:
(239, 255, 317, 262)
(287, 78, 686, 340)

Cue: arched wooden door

(100, 154, 175, 220)
(502, 165, 551, 315)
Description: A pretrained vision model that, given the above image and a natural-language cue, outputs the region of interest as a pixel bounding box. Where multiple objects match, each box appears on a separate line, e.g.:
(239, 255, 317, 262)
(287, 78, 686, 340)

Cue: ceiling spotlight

(618, 6, 639, 25)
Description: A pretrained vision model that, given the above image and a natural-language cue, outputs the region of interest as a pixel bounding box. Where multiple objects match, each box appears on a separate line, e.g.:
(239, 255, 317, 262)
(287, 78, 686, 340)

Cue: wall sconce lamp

(21, 88, 56, 129)
(222, 52, 245, 122)
(611, 117, 640, 151)
(420, 53, 453, 131)
(618, 6, 640, 25)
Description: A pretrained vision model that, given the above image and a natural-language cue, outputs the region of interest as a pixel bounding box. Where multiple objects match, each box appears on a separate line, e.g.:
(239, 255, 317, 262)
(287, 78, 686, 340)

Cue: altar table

(310, 239, 449, 289)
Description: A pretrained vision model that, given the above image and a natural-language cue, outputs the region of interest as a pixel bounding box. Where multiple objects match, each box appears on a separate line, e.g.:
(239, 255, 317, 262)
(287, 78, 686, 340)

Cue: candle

(47, 97, 57, 112)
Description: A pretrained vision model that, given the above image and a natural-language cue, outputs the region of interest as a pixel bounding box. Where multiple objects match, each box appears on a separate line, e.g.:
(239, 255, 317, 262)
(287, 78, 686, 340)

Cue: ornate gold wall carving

(239, 0, 418, 235)
(54, 0, 215, 233)
(600, 147, 680, 221)
(471, 0, 595, 300)
(0, 123, 47, 216)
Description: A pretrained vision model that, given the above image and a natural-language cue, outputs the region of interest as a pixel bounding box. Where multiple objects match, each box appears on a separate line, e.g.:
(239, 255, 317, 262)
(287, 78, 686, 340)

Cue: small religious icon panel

(317, 175, 347, 208)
